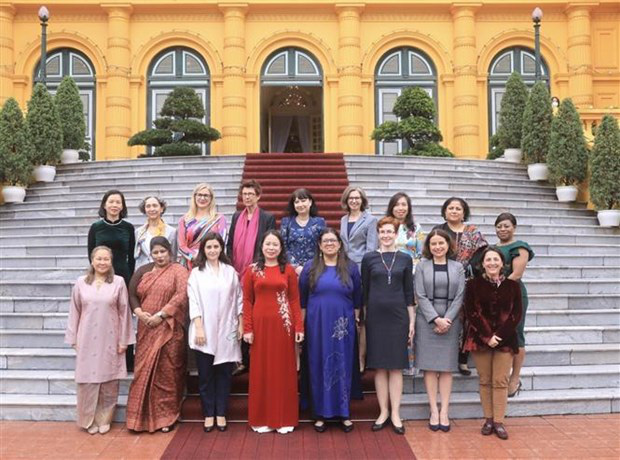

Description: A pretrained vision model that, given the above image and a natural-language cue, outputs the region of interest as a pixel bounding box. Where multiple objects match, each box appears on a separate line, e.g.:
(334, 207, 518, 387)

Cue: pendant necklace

(378, 249, 397, 285)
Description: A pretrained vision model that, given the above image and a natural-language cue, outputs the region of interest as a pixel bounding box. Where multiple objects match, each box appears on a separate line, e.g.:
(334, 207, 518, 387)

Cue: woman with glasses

(178, 183, 227, 270)
(339, 186, 378, 269)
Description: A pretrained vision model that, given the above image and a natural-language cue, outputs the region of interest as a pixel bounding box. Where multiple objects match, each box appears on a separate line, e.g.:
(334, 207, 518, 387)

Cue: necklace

(378, 250, 397, 285)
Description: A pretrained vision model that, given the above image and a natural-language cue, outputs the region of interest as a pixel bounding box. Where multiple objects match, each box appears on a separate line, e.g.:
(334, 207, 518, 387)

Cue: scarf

(233, 208, 260, 275)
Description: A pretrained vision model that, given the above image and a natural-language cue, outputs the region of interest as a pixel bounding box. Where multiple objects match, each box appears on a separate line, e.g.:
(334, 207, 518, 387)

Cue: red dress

(243, 263, 303, 428)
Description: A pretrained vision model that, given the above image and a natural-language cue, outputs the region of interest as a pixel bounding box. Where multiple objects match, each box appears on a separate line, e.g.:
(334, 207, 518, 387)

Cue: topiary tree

(128, 87, 221, 156)
(0, 98, 34, 186)
(25, 83, 63, 166)
(55, 76, 86, 150)
(521, 81, 552, 164)
(589, 114, 620, 210)
(371, 87, 453, 157)
(498, 72, 529, 149)
(547, 98, 588, 186)
(486, 133, 505, 160)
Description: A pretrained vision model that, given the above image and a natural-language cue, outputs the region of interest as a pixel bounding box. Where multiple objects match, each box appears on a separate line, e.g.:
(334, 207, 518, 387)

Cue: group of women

(66, 182, 533, 441)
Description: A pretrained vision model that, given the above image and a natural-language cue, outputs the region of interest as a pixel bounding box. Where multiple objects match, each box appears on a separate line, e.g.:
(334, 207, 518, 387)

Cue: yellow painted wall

(1, 0, 619, 160)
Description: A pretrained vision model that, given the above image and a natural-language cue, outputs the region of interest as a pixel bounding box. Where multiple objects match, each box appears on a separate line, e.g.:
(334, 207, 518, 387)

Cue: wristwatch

(155, 311, 165, 319)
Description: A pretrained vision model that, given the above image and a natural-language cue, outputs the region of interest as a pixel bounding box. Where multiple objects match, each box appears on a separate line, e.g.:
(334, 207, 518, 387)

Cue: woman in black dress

(361, 216, 414, 435)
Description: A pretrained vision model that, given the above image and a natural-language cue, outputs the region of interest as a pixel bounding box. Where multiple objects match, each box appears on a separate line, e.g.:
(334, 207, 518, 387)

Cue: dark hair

(478, 246, 507, 275)
(285, 188, 319, 217)
(239, 179, 262, 197)
(255, 230, 288, 273)
(138, 196, 167, 215)
(377, 215, 400, 232)
(495, 212, 517, 227)
(386, 192, 416, 231)
(194, 232, 232, 270)
(422, 229, 456, 260)
(441, 197, 471, 222)
(98, 189, 128, 219)
(150, 236, 172, 254)
(340, 186, 369, 212)
(308, 228, 352, 291)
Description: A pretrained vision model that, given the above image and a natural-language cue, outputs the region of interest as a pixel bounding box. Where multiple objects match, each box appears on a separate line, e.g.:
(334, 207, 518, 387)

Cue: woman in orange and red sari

(126, 236, 189, 433)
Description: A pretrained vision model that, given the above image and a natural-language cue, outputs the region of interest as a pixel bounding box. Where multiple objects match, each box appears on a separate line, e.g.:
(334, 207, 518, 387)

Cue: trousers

(472, 349, 513, 423)
(195, 351, 234, 417)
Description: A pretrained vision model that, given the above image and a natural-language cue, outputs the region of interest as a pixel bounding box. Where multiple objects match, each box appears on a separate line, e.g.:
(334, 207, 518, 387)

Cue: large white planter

(1, 185, 27, 203)
(504, 148, 523, 163)
(61, 149, 79, 164)
(527, 163, 549, 181)
(597, 210, 620, 227)
(555, 185, 578, 202)
(33, 165, 56, 183)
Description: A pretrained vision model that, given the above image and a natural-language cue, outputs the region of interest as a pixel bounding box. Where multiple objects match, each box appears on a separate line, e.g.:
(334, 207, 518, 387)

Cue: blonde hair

(340, 186, 369, 212)
(186, 183, 217, 221)
(85, 246, 115, 285)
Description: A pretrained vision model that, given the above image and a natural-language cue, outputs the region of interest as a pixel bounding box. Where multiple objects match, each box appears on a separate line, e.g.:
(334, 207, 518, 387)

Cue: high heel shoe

(428, 423, 440, 432)
(341, 420, 354, 433)
(439, 424, 451, 432)
(203, 418, 215, 433)
(216, 417, 227, 432)
(458, 363, 472, 376)
(313, 421, 327, 433)
(508, 380, 522, 398)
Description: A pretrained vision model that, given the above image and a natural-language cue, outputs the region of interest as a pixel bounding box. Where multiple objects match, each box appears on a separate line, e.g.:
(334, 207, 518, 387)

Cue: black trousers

(195, 351, 234, 417)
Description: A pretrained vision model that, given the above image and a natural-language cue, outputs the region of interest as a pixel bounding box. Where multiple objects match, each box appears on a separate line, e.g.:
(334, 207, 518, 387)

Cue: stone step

(528, 294, 620, 310)
(522, 266, 620, 279)
(54, 163, 246, 178)
(0, 330, 68, 348)
(525, 326, 619, 345)
(1, 297, 69, 313)
(0, 370, 132, 396)
(527, 255, 620, 266)
(0, 312, 66, 329)
(350, 172, 554, 188)
(525, 309, 620, 327)
(55, 155, 246, 172)
(525, 279, 619, 295)
(0, 348, 75, 370)
(345, 156, 528, 171)
(356, 180, 557, 195)
(513, 343, 620, 366)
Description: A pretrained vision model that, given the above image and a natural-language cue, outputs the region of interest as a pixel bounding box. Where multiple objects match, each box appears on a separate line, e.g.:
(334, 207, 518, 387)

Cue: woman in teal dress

(495, 212, 534, 398)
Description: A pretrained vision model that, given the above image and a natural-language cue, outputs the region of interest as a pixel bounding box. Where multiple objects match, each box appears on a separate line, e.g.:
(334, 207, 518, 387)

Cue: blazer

(340, 211, 378, 266)
(415, 258, 466, 323)
(226, 207, 277, 260)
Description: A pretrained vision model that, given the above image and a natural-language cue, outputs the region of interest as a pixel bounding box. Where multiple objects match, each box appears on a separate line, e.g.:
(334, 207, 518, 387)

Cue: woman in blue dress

(299, 228, 362, 433)
(280, 188, 326, 275)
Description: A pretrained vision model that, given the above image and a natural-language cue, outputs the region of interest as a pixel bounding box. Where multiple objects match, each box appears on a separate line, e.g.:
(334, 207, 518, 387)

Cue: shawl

(178, 214, 226, 268)
(233, 208, 260, 275)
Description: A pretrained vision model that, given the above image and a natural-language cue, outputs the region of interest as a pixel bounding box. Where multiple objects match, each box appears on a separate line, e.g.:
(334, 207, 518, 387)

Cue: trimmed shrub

(402, 143, 454, 158)
(547, 98, 588, 186)
(55, 76, 86, 149)
(487, 133, 505, 160)
(128, 87, 220, 157)
(589, 114, 620, 210)
(0, 98, 34, 186)
(521, 81, 552, 164)
(498, 72, 529, 149)
(25, 83, 63, 166)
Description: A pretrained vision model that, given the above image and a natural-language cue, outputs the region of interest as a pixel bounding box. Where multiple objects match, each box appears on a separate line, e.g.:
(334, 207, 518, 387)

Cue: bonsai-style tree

(0, 98, 34, 186)
(547, 98, 588, 186)
(498, 72, 529, 149)
(589, 114, 620, 210)
(25, 83, 63, 166)
(128, 87, 221, 156)
(521, 81, 552, 164)
(55, 76, 86, 150)
(371, 87, 453, 157)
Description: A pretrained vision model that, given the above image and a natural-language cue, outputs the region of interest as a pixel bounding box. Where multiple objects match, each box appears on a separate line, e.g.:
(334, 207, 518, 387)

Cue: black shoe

(458, 364, 472, 376)
(428, 423, 440, 432)
(232, 364, 247, 376)
(314, 421, 327, 433)
(217, 424, 227, 432)
(371, 419, 388, 431)
(203, 424, 214, 433)
(341, 420, 354, 433)
(439, 424, 451, 432)
(508, 380, 522, 398)
(392, 423, 405, 435)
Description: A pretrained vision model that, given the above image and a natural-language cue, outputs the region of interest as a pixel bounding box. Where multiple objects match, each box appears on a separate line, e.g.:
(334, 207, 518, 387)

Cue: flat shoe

(494, 423, 509, 440)
(481, 418, 494, 436)
(371, 419, 388, 431)
(313, 421, 327, 433)
(392, 424, 405, 435)
(98, 424, 110, 435)
(341, 421, 354, 433)
(87, 425, 99, 435)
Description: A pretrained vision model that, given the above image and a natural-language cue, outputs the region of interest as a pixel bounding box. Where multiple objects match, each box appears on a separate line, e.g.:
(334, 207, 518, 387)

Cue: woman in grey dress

(415, 229, 465, 432)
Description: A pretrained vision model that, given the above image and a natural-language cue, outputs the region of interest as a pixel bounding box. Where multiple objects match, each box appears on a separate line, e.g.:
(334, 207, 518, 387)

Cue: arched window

(375, 47, 437, 155)
(34, 49, 96, 158)
(261, 48, 322, 87)
(488, 47, 550, 136)
(147, 47, 211, 154)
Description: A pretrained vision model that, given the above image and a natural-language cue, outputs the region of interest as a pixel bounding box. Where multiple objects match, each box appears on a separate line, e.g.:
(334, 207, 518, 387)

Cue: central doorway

(260, 48, 323, 153)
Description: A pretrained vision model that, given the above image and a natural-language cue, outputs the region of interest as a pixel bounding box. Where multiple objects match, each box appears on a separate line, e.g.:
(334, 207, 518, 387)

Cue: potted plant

(522, 81, 552, 181)
(547, 98, 588, 202)
(55, 76, 85, 164)
(589, 114, 620, 227)
(25, 83, 63, 181)
(498, 72, 529, 163)
(0, 98, 34, 203)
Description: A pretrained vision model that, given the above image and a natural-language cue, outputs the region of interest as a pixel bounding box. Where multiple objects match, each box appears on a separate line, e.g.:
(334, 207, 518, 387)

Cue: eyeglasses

(195, 193, 211, 199)
(348, 196, 362, 201)
(241, 192, 257, 197)
(321, 239, 339, 244)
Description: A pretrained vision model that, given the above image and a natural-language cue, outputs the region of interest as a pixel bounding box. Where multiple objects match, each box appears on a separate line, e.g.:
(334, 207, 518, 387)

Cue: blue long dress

(299, 261, 362, 419)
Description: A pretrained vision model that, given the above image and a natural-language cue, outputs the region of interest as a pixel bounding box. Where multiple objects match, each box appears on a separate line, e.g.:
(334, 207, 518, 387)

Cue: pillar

(336, 4, 364, 154)
(0, 3, 15, 105)
(219, 3, 248, 155)
(102, 3, 132, 159)
(451, 3, 481, 157)
(566, 3, 594, 108)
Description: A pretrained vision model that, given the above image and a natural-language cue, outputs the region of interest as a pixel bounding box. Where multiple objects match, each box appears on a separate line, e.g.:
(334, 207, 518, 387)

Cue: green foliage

(78, 142, 92, 162)
(54, 77, 85, 149)
(371, 87, 450, 157)
(127, 87, 220, 156)
(547, 98, 588, 186)
(521, 81, 552, 164)
(25, 83, 63, 166)
(487, 133, 505, 160)
(589, 114, 620, 209)
(0, 98, 34, 186)
(498, 72, 529, 149)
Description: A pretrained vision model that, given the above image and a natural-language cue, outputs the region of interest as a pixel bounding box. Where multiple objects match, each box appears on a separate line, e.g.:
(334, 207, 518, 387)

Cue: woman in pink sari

(126, 236, 189, 433)
(177, 183, 227, 270)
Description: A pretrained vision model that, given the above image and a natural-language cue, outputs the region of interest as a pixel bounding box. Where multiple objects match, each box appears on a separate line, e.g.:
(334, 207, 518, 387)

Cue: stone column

(451, 3, 481, 157)
(566, 3, 594, 108)
(0, 3, 15, 105)
(102, 3, 132, 159)
(219, 3, 248, 155)
(336, 4, 364, 154)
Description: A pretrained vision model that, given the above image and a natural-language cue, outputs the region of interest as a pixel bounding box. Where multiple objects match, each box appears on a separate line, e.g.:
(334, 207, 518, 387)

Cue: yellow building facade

(1, 0, 619, 160)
